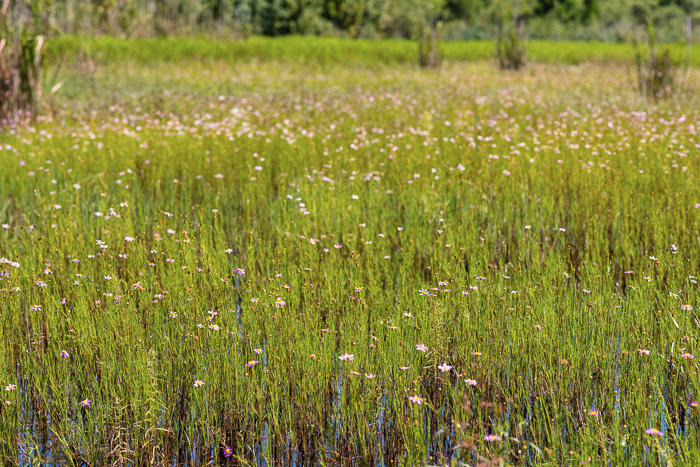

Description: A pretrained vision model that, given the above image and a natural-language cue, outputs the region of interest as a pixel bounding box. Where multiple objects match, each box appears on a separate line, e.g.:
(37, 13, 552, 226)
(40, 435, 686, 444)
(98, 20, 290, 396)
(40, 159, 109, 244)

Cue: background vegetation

(5, 0, 700, 42)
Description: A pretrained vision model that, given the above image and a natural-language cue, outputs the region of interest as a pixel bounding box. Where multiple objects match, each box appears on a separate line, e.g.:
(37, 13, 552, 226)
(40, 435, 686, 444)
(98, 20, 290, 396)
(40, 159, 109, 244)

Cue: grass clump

(634, 21, 681, 101)
(496, 24, 527, 70)
(418, 21, 443, 68)
(0, 0, 45, 124)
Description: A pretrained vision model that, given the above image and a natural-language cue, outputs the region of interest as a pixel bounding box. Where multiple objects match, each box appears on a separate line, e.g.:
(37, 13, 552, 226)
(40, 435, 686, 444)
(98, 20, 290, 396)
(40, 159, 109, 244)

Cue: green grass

(1, 48, 700, 466)
(45, 34, 700, 68)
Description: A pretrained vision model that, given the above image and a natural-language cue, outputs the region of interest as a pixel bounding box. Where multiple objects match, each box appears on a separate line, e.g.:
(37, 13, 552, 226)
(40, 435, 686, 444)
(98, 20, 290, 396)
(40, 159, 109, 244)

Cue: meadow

(1, 38, 700, 466)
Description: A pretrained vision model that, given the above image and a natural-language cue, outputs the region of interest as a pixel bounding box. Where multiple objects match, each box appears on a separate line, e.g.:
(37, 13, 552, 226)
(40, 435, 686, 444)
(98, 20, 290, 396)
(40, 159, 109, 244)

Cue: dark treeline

(8, 0, 700, 42)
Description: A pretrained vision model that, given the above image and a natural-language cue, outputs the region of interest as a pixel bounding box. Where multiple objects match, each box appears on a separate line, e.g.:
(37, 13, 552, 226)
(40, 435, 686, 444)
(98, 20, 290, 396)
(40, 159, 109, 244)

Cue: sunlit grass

(46, 35, 700, 68)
